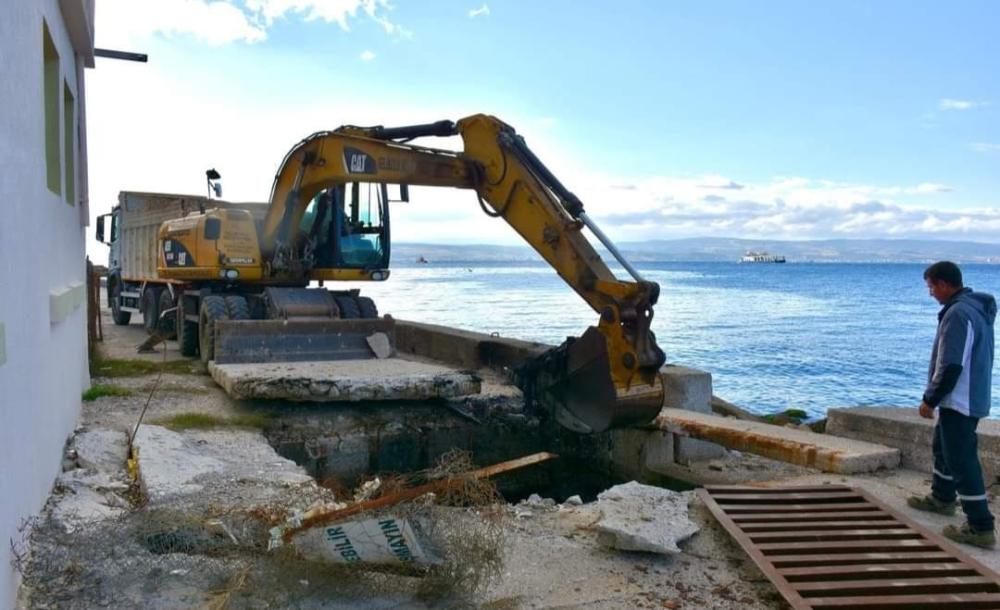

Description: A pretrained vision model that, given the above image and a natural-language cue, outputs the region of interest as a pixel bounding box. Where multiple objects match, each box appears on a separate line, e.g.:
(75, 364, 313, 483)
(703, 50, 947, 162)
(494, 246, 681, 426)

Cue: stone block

(660, 365, 713, 414)
(659, 365, 726, 463)
(827, 406, 1000, 484)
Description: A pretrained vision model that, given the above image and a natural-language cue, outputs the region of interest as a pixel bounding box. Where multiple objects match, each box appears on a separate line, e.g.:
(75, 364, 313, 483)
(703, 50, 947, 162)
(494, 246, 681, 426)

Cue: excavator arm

(261, 114, 666, 432)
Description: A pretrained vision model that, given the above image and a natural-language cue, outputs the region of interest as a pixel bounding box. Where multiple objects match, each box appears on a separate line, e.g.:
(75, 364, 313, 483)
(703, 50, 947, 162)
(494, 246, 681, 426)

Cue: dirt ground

(15, 300, 1000, 609)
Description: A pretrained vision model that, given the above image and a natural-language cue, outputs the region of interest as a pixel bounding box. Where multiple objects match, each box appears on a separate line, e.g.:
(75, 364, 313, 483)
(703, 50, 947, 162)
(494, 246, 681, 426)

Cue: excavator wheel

(177, 296, 199, 357)
(142, 287, 162, 336)
(356, 296, 378, 319)
(335, 296, 360, 319)
(158, 289, 177, 340)
(199, 295, 229, 364)
(224, 295, 250, 320)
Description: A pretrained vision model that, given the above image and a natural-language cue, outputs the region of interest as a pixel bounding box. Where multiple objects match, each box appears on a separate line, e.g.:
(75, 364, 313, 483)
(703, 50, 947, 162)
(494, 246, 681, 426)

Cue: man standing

(908, 261, 997, 548)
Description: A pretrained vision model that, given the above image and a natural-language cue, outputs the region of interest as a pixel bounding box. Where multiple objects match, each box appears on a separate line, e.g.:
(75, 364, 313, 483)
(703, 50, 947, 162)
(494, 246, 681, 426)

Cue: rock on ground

(593, 481, 700, 554)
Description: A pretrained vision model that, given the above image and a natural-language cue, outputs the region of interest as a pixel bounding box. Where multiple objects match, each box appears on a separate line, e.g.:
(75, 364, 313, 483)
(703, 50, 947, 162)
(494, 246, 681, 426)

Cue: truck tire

(356, 296, 378, 319)
(224, 295, 250, 320)
(110, 279, 132, 326)
(335, 296, 360, 319)
(177, 296, 199, 357)
(142, 286, 163, 335)
(158, 289, 177, 340)
(199, 295, 229, 364)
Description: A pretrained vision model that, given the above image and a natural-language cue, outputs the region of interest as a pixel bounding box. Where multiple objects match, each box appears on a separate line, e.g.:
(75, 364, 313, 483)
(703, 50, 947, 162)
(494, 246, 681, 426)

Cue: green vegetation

(90, 350, 197, 377)
(82, 384, 134, 401)
(761, 408, 810, 425)
(151, 411, 275, 431)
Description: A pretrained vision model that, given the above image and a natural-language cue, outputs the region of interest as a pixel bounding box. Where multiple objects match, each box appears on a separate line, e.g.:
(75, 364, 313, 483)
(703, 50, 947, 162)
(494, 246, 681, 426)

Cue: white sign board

(291, 515, 435, 565)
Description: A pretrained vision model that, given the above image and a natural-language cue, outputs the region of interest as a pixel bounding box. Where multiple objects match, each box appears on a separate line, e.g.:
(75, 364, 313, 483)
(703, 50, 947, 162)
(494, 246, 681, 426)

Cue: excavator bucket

(212, 318, 396, 364)
(518, 327, 664, 434)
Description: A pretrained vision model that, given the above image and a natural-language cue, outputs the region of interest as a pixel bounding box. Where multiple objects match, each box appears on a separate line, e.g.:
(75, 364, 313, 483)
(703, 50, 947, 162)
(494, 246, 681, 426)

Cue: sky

(85, 0, 1000, 259)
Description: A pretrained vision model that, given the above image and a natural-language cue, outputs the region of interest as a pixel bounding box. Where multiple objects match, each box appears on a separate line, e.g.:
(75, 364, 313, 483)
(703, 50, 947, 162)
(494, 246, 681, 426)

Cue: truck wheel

(356, 296, 378, 319)
(110, 280, 132, 326)
(199, 296, 229, 364)
(158, 289, 177, 340)
(224, 295, 250, 320)
(142, 287, 163, 335)
(335, 296, 360, 319)
(177, 296, 199, 357)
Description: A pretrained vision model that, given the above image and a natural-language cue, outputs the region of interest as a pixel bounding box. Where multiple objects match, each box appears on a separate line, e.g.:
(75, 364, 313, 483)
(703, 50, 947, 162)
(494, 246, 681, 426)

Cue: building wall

(0, 1, 93, 607)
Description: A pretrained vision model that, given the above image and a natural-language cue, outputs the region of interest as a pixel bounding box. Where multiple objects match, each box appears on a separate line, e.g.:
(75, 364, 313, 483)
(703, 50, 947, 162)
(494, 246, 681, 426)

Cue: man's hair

(924, 261, 963, 287)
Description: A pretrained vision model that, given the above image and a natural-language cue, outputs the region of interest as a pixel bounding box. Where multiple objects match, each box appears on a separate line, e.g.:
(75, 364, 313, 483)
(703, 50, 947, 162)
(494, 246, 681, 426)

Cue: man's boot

(943, 523, 997, 549)
(907, 494, 957, 516)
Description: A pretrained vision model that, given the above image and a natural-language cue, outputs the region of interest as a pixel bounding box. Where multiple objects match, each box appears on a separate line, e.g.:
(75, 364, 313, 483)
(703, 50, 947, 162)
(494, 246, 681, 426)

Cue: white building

(0, 1, 96, 607)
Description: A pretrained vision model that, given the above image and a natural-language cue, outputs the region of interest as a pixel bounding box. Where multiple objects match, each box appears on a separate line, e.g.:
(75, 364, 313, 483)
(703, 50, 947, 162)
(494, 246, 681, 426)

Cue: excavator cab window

(334, 182, 387, 268)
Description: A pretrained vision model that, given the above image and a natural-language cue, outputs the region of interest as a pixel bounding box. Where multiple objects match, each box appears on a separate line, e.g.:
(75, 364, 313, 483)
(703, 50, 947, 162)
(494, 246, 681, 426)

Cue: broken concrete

(132, 425, 313, 502)
(591, 481, 699, 555)
(828, 406, 1000, 484)
(208, 358, 482, 402)
(69, 427, 128, 472)
(654, 408, 901, 474)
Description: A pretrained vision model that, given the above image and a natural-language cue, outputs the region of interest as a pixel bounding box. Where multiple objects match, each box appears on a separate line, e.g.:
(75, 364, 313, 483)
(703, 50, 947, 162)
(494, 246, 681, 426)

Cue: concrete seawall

(828, 406, 1000, 484)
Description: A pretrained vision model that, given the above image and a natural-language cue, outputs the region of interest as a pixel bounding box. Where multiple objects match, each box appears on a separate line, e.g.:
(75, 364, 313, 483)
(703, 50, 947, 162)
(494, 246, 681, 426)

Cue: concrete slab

(828, 406, 1000, 484)
(208, 357, 482, 402)
(654, 408, 900, 474)
(592, 482, 699, 555)
(661, 365, 727, 463)
(132, 425, 313, 503)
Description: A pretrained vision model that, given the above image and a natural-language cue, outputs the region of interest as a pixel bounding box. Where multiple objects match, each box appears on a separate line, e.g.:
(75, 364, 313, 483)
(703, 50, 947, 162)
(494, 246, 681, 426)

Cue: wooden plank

(796, 575, 996, 596)
(705, 485, 853, 493)
(724, 502, 878, 514)
(759, 539, 939, 555)
(712, 492, 864, 504)
(749, 529, 920, 543)
(743, 521, 911, 533)
(282, 451, 558, 542)
(733, 512, 894, 524)
(780, 562, 978, 582)
(770, 552, 958, 568)
(807, 592, 1000, 609)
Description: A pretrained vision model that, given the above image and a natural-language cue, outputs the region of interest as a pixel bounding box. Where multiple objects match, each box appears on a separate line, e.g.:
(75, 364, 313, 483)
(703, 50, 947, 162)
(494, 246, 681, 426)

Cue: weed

(82, 384, 134, 401)
(90, 349, 197, 377)
(151, 412, 275, 431)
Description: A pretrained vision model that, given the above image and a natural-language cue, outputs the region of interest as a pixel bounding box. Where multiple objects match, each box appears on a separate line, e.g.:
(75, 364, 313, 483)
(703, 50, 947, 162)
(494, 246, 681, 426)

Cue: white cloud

(912, 182, 952, 194)
(971, 142, 1000, 153)
(575, 173, 1000, 243)
(360, 50, 376, 61)
(469, 4, 490, 18)
(940, 98, 989, 111)
(98, 0, 410, 47)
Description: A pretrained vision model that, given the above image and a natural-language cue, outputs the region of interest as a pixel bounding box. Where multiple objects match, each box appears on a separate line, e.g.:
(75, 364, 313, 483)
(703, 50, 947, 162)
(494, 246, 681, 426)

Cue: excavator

(157, 114, 666, 433)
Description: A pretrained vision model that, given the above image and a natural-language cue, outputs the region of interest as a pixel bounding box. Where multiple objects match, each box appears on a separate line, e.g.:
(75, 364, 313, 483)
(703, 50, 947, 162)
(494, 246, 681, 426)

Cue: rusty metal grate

(698, 485, 1000, 609)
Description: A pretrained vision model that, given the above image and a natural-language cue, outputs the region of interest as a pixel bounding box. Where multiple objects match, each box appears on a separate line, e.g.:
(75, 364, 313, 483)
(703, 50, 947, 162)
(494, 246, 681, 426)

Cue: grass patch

(82, 384, 134, 401)
(151, 412, 275, 431)
(90, 351, 196, 377)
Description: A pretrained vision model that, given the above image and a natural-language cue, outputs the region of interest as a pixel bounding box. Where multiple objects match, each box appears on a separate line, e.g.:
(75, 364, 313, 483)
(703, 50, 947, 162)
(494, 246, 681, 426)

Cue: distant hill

(393, 238, 1000, 264)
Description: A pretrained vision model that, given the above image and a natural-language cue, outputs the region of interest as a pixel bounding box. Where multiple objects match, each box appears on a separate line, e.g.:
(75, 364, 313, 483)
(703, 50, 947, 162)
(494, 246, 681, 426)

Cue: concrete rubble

(591, 481, 699, 555)
(208, 357, 482, 402)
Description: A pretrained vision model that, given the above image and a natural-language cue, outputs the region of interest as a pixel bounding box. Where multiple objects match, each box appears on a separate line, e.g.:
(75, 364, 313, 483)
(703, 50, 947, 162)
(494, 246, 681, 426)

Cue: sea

(338, 261, 1000, 420)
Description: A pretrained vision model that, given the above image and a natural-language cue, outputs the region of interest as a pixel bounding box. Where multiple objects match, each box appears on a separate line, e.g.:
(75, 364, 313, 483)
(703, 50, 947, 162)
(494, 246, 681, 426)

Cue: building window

(64, 82, 75, 205)
(43, 21, 61, 195)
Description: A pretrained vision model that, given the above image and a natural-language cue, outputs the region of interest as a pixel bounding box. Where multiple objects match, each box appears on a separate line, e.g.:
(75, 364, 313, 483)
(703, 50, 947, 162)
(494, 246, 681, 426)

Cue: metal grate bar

(699, 485, 1000, 610)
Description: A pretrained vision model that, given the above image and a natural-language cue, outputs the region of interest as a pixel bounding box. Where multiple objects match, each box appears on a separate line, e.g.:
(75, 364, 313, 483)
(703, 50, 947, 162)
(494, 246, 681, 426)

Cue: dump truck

(95, 191, 268, 336)
(153, 114, 667, 434)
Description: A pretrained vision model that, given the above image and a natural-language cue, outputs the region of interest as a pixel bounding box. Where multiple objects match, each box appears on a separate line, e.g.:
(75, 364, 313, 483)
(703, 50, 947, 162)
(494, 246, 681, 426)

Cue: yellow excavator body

(157, 114, 666, 433)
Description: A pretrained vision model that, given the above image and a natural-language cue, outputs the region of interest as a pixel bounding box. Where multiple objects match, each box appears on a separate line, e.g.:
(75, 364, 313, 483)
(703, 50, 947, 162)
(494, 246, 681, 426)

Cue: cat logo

(343, 147, 376, 174)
